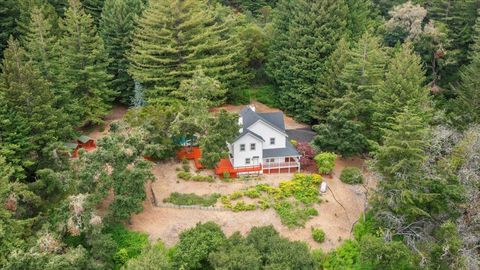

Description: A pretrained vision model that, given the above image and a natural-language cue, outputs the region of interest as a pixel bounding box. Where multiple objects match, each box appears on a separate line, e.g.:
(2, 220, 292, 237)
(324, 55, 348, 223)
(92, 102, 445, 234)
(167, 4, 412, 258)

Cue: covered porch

(262, 156, 301, 174)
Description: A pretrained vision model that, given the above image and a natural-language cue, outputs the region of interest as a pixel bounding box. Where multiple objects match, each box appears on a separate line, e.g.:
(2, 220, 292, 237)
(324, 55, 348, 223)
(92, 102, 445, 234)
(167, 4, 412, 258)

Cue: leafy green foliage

(311, 227, 326, 243)
(199, 110, 239, 168)
(314, 152, 337, 174)
(105, 224, 149, 269)
(123, 243, 172, 270)
(208, 232, 262, 270)
(339, 167, 364, 184)
(172, 222, 227, 270)
(163, 192, 220, 207)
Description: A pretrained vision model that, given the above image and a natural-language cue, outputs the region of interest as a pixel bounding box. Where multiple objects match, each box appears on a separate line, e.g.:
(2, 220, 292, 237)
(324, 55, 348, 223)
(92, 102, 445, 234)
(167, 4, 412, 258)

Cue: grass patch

(163, 192, 220, 207)
(340, 167, 364, 184)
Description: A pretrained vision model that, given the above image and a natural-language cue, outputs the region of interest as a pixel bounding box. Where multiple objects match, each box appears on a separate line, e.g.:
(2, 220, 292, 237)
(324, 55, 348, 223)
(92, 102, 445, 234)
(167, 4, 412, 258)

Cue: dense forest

(0, 0, 479, 269)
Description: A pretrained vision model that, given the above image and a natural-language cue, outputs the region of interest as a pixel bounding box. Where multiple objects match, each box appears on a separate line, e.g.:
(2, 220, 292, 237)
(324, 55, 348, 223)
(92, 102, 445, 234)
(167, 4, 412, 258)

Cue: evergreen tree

(80, 0, 105, 24)
(24, 7, 60, 86)
(0, 0, 19, 56)
(374, 108, 429, 180)
(267, 0, 348, 123)
(373, 43, 430, 141)
(454, 13, 480, 127)
(425, 0, 479, 84)
(47, 0, 69, 15)
(345, 0, 380, 42)
(0, 38, 70, 178)
(100, 0, 145, 104)
(15, 0, 59, 40)
(313, 32, 387, 156)
(58, 0, 114, 126)
(128, 0, 249, 102)
(311, 37, 350, 123)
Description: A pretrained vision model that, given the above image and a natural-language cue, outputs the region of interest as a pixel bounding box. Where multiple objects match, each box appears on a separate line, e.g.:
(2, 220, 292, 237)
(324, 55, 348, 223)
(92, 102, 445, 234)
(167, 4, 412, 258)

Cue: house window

(270, 138, 275, 145)
(240, 144, 245, 151)
(253, 156, 259, 164)
(250, 143, 256, 150)
(245, 158, 251, 165)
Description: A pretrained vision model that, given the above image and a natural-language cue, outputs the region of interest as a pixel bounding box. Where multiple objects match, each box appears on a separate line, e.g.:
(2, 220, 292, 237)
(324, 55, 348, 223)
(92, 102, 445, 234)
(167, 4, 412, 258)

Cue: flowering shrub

(295, 142, 317, 172)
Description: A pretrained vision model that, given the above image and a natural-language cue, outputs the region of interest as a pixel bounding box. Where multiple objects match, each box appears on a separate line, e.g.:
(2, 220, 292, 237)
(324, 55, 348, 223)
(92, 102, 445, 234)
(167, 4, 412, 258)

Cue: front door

(252, 156, 259, 165)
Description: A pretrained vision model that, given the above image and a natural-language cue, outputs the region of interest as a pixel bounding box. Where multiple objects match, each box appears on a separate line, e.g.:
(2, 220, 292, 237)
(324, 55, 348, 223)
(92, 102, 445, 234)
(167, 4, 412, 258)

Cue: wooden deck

(215, 159, 262, 178)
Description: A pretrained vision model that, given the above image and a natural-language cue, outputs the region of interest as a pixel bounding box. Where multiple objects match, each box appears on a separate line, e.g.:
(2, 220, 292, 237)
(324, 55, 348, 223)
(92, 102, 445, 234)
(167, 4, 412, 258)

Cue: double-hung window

(245, 158, 251, 165)
(240, 144, 245, 151)
(270, 138, 275, 145)
(250, 143, 256, 150)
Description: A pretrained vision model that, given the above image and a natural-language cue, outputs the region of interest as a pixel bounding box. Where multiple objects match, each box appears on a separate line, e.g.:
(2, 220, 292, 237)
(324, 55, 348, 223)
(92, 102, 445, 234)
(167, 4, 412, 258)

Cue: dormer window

(250, 143, 256, 150)
(270, 138, 275, 145)
(240, 144, 245, 151)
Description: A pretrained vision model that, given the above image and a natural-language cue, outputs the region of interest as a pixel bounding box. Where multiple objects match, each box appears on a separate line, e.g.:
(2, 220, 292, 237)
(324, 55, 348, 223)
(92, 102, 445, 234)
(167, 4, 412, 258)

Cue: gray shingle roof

(234, 130, 265, 142)
(240, 107, 286, 133)
(263, 141, 300, 158)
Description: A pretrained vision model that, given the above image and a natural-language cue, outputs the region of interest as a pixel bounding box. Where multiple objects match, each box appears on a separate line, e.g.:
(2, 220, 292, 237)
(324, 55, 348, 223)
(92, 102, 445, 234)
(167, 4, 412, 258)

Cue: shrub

(244, 188, 261, 198)
(296, 142, 317, 172)
(191, 174, 215, 182)
(312, 227, 326, 243)
(177, 171, 192, 180)
(223, 171, 230, 180)
(182, 163, 190, 172)
(340, 167, 364, 184)
(163, 192, 220, 207)
(290, 139, 298, 146)
(273, 201, 318, 228)
(104, 225, 149, 268)
(229, 191, 244, 200)
(314, 152, 337, 174)
(231, 201, 257, 212)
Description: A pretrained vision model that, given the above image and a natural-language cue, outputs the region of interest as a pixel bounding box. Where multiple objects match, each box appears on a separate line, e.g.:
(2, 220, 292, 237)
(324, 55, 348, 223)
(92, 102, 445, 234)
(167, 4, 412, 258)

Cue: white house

(225, 105, 301, 174)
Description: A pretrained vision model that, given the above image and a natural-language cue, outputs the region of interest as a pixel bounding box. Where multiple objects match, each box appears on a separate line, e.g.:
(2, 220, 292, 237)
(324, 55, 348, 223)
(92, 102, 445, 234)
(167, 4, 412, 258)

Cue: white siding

(248, 120, 286, 149)
(232, 134, 263, 167)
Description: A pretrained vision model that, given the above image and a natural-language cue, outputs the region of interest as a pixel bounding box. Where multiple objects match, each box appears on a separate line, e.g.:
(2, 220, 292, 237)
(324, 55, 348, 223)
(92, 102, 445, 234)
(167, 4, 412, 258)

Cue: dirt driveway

(128, 157, 374, 251)
(213, 101, 309, 130)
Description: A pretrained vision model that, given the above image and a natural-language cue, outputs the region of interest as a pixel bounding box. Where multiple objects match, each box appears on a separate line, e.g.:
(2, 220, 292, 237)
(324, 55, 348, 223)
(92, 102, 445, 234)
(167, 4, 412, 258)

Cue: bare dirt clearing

(128, 157, 375, 251)
(85, 104, 128, 140)
(213, 101, 310, 130)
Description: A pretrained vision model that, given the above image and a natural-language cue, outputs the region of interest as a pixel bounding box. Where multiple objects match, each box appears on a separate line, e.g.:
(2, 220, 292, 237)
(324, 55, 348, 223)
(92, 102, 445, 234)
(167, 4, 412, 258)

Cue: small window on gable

(240, 144, 245, 151)
(245, 158, 251, 165)
(250, 143, 256, 150)
(270, 138, 275, 145)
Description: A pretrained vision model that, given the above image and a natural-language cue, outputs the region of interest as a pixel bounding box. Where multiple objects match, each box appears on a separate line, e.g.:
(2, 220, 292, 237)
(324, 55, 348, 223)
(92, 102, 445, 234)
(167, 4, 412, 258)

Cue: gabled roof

(234, 130, 265, 142)
(78, 135, 93, 143)
(263, 141, 300, 158)
(240, 107, 287, 134)
(64, 142, 78, 149)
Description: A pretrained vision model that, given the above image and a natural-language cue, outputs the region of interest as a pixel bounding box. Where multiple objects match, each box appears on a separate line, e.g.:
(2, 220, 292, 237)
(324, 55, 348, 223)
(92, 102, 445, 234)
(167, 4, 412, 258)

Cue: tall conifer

(128, 0, 249, 101)
(0, 0, 19, 56)
(0, 38, 69, 178)
(313, 33, 387, 156)
(267, 0, 348, 123)
(373, 42, 430, 141)
(58, 0, 114, 125)
(81, 0, 105, 24)
(454, 13, 480, 127)
(311, 38, 350, 123)
(100, 0, 145, 104)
